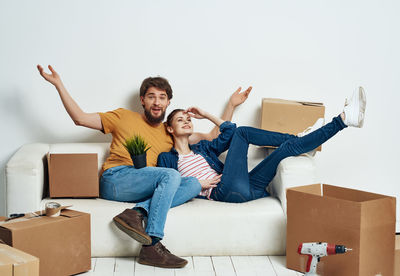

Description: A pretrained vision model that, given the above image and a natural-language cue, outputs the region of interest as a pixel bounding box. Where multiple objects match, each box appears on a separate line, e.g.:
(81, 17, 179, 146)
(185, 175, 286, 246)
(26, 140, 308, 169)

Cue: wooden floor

(79, 256, 304, 276)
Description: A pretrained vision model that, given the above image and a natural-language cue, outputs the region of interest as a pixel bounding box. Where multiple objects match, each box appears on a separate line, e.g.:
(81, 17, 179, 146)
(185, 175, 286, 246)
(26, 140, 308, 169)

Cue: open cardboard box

(0, 209, 91, 276)
(286, 184, 396, 276)
(47, 153, 99, 198)
(0, 242, 39, 276)
(260, 98, 325, 151)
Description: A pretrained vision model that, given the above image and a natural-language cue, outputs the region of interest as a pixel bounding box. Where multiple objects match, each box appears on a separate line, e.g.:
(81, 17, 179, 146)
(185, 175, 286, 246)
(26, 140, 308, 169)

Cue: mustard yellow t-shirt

(99, 108, 173, 172)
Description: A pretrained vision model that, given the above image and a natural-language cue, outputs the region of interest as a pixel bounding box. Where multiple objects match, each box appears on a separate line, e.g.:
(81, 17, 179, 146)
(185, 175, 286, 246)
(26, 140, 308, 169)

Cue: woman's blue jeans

(100, 166, 201, 238)
(210, 115, 347, 203)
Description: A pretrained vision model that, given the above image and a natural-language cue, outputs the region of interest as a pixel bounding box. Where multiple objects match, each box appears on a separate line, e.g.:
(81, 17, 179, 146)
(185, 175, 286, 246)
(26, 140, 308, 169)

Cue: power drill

(298, 242, 352, 276)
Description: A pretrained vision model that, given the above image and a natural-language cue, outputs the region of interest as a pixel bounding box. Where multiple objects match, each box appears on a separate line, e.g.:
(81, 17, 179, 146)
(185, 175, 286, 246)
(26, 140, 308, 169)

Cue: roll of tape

(45, 202, 62, 217)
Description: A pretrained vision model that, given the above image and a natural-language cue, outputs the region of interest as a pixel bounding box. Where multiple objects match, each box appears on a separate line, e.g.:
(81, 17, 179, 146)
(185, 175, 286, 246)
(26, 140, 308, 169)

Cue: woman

(157, 88, 366, 203)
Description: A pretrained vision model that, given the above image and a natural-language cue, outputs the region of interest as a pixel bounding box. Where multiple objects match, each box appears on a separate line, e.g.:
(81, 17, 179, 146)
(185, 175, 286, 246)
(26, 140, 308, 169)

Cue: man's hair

(140, 77, 173, 99)
(166, 109, 185, 127)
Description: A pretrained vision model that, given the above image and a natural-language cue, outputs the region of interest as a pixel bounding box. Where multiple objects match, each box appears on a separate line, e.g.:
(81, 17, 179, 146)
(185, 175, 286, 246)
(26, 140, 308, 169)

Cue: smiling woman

(159, 88, 366, 202)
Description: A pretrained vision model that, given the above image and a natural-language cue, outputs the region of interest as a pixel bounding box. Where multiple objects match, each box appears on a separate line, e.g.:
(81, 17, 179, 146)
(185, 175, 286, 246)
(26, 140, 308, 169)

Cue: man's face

(140, 86, 170, 125)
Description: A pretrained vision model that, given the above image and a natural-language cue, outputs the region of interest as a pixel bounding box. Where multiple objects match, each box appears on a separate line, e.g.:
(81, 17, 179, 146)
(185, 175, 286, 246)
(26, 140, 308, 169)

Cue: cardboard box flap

(262, 98, 323, 106)
(60, 209, 85, 218)
(0, 216, 53, 231)
(360, 197, 397, 227)
(0, 209, 83, 231)
(287, 183, 322, 196)
(323, 184, 392, 202)
(299, 101, 324, 106)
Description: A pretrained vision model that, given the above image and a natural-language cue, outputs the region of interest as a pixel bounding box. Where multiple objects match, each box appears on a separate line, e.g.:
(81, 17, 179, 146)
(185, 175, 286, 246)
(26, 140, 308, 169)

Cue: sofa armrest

(6, 143, 49, 215)
(268, 155, 318, 216)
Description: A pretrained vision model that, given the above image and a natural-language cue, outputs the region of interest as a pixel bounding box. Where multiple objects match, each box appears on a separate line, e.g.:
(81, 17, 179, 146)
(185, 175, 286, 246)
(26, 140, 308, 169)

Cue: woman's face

(168, 111, 194, 137)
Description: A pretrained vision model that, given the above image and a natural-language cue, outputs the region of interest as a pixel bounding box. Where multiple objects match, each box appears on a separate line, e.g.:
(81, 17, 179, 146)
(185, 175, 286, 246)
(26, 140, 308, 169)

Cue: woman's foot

(342, 87, 366, 127)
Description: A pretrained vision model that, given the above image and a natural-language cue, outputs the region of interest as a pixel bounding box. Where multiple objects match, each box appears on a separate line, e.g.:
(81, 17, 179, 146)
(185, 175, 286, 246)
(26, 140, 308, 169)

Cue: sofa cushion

(42, 197, 286, 257)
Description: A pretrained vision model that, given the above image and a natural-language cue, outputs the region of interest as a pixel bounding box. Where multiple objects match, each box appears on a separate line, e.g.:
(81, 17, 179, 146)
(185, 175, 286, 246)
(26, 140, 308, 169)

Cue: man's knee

(184, 177, 202, 194)
(159, 168, 181, 188)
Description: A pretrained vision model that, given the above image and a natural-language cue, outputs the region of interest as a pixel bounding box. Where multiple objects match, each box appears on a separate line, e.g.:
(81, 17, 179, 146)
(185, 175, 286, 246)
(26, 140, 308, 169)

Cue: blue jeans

(210, 115, 347, 203)
(100, 166, 201, 238)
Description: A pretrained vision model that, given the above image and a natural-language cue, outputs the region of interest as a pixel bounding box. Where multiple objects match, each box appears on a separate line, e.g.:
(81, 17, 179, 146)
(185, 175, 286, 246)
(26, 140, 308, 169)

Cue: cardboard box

(395, 234, 400, 276)
(260, 98, 325, 150)
(287, 184, 396, 276)
(0, 209, 91, 276)
(0, 243, 39, 276)
(48, 153, 99, 198)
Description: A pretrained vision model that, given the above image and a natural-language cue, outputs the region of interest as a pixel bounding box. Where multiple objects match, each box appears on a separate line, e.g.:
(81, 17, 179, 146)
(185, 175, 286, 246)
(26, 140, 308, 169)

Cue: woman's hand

(229, 86, 252, 108)
(37, 64, 62, 87)
(199, 175, 222, 189)
(186, 106, 225, 127)
(186, 106, 208, 119)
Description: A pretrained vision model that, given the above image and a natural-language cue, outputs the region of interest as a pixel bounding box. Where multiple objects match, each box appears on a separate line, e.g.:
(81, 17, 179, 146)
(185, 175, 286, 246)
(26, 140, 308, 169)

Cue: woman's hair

(140, 77, 173, 99)
(166, 109, 185, 127)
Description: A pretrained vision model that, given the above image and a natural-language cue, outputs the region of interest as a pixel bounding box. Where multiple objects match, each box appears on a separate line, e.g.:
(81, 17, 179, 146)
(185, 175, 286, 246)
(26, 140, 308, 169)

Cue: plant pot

(131, 153, 147, 169)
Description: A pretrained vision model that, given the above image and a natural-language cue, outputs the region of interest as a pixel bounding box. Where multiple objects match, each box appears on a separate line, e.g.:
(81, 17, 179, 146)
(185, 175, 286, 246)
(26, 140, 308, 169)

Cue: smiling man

(37, 65, 251, 269)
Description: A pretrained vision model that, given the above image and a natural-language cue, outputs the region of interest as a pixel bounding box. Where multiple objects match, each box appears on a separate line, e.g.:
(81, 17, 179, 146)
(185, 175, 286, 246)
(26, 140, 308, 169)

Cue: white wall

(1, 0, 399, 226)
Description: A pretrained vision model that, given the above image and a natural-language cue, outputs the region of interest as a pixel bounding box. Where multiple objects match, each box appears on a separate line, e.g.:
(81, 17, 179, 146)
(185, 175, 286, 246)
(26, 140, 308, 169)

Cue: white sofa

(5, 143, 318, 257)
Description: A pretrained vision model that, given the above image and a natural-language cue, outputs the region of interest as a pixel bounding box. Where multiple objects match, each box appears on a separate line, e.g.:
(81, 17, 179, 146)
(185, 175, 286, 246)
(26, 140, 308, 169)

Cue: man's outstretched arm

(37, 65, 103, 131)
(188, 86, 252, 144)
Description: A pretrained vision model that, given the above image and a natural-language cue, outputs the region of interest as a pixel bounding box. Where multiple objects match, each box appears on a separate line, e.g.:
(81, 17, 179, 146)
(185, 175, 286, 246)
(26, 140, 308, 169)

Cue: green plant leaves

(123, 134, 151, 156)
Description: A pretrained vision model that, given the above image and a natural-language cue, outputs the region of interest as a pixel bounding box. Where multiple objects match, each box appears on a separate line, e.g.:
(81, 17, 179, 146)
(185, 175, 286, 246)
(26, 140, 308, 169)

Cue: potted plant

(123, 134, 151, 169)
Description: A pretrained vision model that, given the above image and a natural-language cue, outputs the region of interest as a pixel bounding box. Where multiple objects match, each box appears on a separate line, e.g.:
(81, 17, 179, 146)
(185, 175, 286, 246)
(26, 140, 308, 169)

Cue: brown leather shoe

(138, 242, 188, 268)
(113, 209, 152, 245)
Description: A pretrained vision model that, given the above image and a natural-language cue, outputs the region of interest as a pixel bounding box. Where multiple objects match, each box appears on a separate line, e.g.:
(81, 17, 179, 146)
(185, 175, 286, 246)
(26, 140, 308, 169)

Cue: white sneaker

(343, 87, 367, 127)
(297, 118, 325, 157)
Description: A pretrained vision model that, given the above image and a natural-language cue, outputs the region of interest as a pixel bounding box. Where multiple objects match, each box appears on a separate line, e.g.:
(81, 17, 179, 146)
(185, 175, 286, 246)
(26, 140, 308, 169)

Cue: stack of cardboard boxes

(0, 152, 99, 275)
(0, 242, 39, 276)
(260, 98, 397, 275)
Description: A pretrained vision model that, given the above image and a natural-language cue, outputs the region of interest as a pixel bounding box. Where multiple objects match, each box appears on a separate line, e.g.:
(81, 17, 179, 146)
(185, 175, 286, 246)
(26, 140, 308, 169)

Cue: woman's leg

(211, 127, 296, 203)
(248, 115, 347, 198)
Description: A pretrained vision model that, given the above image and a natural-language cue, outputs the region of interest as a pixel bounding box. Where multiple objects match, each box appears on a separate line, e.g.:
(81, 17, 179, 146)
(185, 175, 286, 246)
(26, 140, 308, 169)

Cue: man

(37, 64, 251, 268)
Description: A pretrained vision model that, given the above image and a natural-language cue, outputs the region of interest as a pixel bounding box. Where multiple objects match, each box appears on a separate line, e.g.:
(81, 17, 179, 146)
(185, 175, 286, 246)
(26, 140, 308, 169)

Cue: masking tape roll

(45, 202, 63, 217)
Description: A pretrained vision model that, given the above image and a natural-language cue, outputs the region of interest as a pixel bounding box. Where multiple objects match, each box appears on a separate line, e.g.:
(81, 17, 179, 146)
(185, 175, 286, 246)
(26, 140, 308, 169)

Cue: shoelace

(156, 243, 171, 255)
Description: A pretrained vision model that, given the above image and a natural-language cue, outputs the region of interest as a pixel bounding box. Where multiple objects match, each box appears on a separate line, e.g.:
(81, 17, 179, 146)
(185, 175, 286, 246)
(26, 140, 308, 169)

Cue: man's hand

(36, 64, 103, 131)
(229, 86, 252, 108)
(37, 64, 62, 87)
(199, 175, 222, 189)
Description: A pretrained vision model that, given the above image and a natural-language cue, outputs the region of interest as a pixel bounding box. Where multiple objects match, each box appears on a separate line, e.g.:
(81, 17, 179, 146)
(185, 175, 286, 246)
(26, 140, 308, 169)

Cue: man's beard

(144, 108, 166, 124)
